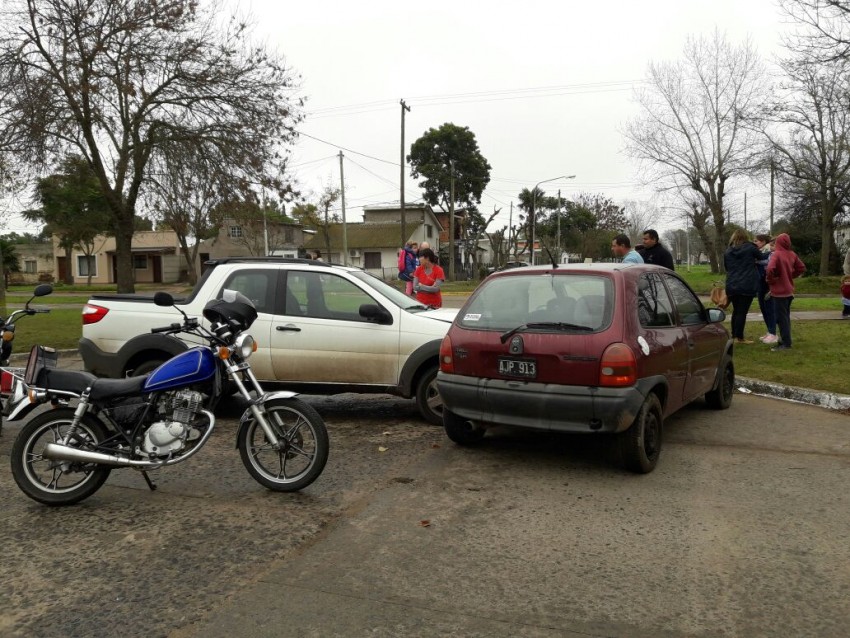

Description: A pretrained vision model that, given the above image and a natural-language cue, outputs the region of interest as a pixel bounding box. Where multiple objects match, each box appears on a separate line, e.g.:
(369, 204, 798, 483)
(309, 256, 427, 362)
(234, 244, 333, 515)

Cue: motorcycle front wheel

(237, 398, 329, 492)
(10, 409, 112, 506)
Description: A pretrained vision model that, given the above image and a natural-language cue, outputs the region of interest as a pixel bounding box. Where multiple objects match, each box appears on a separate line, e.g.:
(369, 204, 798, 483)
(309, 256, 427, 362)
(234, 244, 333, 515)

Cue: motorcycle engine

(141, 390, 205, 457)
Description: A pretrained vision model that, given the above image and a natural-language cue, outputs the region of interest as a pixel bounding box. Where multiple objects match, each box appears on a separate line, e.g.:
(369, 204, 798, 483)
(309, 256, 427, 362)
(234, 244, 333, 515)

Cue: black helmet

(202, 289, 258, 332)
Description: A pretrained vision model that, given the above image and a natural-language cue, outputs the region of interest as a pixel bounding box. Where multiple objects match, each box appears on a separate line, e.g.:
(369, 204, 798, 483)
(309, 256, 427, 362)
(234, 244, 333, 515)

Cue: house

(8, 242, 56, 285)
(197, 217, 306, 263)
(52, 230, 188, 285)
(303, 203, 444, 279)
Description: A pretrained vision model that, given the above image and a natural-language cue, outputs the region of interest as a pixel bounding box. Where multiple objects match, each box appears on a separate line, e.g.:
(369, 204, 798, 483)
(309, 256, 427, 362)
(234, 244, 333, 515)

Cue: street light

(530, 175, 575, 265)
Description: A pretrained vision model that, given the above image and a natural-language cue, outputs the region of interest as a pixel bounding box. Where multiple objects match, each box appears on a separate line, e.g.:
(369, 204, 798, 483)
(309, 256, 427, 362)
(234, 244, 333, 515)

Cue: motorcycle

(9, 289, 329, 506)
(0, 283, 53, 436)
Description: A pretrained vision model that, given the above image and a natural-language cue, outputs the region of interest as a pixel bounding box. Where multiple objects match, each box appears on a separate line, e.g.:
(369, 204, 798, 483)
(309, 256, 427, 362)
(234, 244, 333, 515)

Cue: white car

(79, 259, 458, 424)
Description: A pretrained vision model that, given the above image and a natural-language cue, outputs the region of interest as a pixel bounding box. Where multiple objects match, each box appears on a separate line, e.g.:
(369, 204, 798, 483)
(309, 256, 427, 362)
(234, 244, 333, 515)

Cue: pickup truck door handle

(276, 324, 301, 332)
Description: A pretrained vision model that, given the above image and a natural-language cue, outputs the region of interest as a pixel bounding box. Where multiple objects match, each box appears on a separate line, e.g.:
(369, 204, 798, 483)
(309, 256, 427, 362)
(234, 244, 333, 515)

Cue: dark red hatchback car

(438, 263, 734, 473)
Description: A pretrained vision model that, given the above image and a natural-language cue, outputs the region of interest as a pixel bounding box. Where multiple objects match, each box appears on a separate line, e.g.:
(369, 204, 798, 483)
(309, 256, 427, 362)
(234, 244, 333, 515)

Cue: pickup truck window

(285, 272, 376, 322)
(218, 269, 277, 314)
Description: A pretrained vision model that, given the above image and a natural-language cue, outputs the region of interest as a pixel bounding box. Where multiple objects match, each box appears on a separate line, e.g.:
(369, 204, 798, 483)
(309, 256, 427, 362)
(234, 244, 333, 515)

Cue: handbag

(710, 281, 729, 309)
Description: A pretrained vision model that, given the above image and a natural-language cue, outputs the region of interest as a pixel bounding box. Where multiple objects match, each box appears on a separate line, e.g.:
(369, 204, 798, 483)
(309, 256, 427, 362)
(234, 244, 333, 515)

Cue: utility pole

(449, 159, 455, 281)
(556, 189, 562, 257)
(339, 151, 348, 265)
(400, 99, 411, 248)
(744, 192, 747, 232)
(508, 201, 513, 265)
(770, 160, 775, 232)
(262, 188, 269, 256)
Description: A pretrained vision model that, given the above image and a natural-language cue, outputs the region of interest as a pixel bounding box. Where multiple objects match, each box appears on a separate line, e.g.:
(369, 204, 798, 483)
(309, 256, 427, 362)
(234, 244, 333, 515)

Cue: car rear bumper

(438, 372, 650, 433)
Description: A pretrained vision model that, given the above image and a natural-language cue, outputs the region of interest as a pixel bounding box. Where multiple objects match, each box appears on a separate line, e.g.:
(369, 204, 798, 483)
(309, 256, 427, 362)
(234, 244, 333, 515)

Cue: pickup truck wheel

(617, 393, 663, 474)
(415, 366, 443, 425)
(444, 409, 486, 446)
(128, 359, 165, 377)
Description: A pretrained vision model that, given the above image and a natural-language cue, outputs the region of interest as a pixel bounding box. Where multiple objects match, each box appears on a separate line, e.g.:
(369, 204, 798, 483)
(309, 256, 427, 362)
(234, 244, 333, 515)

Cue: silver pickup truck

(79, 258, 457, 424)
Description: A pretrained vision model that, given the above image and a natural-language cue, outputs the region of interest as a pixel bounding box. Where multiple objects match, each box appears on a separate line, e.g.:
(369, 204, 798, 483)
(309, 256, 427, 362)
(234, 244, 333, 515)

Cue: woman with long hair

(412, 248, 445, 308)
(723, 229, 762, 344)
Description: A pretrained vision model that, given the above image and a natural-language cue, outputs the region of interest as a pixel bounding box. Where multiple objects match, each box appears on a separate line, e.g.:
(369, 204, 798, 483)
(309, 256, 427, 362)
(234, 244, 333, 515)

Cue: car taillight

(599, 343, 636, 387)
(82, 304, 109, 325)
(439, 334, 454, 373)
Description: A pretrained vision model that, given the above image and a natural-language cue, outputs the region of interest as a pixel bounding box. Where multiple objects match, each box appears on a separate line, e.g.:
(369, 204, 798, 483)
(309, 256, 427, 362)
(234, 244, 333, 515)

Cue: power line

(293, 129, 398, 165)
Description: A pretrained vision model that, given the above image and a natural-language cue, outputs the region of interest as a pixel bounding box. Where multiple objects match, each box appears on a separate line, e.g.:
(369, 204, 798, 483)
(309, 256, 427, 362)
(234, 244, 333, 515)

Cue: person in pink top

(765, 233, 806, 351)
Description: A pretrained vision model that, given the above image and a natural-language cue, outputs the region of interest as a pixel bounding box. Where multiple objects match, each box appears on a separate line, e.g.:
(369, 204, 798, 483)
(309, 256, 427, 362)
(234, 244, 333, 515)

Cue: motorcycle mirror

(33, 284, 53, 297)
(154, 292, 174, 307)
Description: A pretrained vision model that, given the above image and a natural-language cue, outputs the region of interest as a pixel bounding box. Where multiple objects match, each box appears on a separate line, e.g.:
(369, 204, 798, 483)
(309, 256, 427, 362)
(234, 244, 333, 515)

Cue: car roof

(204, 257, 360, 273)
(490, 262, 663, 276)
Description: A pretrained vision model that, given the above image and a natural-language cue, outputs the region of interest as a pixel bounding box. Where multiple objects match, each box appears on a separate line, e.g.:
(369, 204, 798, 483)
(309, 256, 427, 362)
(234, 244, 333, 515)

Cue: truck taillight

(82, 304, 109, 325)
(599, 343, 637, 387)
(439, 334, 454, 373)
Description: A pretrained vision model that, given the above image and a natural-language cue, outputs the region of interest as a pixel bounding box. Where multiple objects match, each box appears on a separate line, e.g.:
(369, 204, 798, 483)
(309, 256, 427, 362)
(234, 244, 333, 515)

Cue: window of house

(363, 252, 381, 269)
(24, 260, 37, 274)
(426, 224, 433, 238)
(134, 255, 148, 269)
(284, 227, 294, 243)
(77, 255, 97, 278)
(229, 226, 243, 238)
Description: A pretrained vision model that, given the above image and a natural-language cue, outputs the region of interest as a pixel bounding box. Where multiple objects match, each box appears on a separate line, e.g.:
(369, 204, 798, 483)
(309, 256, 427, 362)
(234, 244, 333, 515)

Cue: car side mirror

(359, 304, 392, 325)
(707, 307, 726, 323)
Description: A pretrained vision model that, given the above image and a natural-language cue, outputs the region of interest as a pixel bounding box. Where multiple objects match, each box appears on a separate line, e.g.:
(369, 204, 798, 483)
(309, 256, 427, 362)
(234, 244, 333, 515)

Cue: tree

(408, 123, 491, 213)
(621, 200, 660, 245)
(625, 31, 767, 273)
(764, 57, 850, 275)
(148, 142, 232, 285)
(0, 0, 302, 293)
(780, 0, 850, 62)
(0, 237, 20, 289)
(27, 155, 112, 286)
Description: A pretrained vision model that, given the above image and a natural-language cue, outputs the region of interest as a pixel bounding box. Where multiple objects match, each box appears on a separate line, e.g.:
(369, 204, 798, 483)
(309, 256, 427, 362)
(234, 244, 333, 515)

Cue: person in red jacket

(841, 274, 850, 319)
(765, 233, 806, 351)
(413, 248, 445, 308)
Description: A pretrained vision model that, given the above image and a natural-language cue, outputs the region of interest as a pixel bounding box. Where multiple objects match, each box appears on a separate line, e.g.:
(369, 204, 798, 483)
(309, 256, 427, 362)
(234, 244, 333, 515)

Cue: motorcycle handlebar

(151, 323, 182, 334)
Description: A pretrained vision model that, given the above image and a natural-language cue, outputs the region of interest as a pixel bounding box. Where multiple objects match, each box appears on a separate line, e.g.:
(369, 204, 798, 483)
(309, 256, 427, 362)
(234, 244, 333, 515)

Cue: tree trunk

(114, 222, 135, 294)
(820, 198, 835, 276)
(64, 246, 74, 285)
(178, 236, 198, 285)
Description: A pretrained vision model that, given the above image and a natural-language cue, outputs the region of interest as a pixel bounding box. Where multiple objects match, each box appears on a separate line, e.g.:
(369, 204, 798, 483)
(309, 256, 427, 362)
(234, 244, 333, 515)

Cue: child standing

(842, 275, 850, 318)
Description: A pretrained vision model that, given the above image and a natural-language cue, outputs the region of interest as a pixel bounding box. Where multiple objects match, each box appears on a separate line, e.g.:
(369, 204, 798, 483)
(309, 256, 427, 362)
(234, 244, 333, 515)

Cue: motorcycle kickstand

(140, 471, 158, 491)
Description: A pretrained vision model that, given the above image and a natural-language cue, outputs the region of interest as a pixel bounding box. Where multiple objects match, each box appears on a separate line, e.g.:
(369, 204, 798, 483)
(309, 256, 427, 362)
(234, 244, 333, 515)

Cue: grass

(733, 320, 850, 395)
(4, 308, 82, 354)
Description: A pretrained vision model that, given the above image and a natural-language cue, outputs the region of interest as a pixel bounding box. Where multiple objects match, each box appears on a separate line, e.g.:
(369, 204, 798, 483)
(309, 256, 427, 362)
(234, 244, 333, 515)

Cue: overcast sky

(1, 0, 792, 237)
(239, 0, 790, 237)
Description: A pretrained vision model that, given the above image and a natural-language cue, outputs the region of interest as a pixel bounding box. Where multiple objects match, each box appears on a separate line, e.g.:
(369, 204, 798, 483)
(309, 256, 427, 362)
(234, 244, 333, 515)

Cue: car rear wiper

(500, 322, 593, 343)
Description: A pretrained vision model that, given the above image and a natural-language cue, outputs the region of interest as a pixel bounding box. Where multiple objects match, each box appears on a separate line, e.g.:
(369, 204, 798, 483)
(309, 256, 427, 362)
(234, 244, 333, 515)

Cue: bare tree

(780, 0, 850, 62)
(624, 31, 767, 273)
(0, 0, 302, 292)
(764, 57, 850, 275)
(621, 199, 659, 245)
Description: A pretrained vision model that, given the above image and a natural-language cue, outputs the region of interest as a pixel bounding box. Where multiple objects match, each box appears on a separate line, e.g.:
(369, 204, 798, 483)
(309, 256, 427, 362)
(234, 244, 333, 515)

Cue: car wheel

(705, 359, 734, 410)
(618, 393, 663, 474)
(443, 409, 486, 446)
(415, 366, 443, 426)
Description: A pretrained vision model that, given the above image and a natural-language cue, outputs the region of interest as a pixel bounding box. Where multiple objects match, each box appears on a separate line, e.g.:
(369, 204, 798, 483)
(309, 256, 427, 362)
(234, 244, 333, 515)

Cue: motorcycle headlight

(234, 334, 256, 359)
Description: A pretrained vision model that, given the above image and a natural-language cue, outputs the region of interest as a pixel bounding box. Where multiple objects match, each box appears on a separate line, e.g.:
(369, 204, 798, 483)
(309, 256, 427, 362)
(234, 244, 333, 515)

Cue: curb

(736, 376, 850, 412)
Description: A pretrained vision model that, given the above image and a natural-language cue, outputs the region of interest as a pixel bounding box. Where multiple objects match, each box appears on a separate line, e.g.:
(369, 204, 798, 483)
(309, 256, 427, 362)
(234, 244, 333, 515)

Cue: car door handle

(276, 325, 301, 332)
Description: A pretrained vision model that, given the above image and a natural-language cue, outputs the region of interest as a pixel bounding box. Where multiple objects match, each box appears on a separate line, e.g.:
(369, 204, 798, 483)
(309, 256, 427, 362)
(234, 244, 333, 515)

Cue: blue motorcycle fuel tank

(143, 347, 216, 392)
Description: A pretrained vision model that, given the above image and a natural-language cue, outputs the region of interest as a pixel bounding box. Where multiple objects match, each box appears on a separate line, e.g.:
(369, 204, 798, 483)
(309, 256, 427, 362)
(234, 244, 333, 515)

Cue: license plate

(498, 357, 537, 379)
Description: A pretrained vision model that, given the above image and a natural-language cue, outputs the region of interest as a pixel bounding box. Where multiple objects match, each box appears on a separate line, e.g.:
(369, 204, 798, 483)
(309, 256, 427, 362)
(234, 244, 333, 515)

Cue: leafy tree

(27, 155, 111, 286)
(625, 31, 767, 273)
(219, 198, 297, 257)
(291, 185, 341, 259)
(0, 0, 302, 293)
(0, 238, 20, 289)
(408, 123, 491, 213)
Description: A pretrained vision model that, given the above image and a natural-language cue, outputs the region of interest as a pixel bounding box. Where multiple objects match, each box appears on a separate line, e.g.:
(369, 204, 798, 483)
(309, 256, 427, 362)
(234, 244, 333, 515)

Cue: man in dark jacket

(641, 229, 675, 270)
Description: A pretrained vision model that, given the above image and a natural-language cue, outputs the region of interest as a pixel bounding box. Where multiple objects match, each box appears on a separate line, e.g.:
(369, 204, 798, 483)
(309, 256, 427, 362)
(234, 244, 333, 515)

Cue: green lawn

(5, 308, 82, 353)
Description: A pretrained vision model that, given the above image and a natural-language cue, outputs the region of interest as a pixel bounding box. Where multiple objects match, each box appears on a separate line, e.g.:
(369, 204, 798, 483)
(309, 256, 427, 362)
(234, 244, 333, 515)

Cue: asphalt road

(1, 382, 849, 637)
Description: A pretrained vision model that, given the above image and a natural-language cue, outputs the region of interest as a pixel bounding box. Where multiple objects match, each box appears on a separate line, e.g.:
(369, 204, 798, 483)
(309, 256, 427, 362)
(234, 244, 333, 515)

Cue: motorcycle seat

(39, 369, 98, 395)
(89, 376, 147, 401)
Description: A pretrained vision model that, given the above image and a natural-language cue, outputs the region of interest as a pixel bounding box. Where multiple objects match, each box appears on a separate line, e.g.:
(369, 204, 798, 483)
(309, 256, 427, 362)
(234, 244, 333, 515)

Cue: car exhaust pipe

(42, 443, 159, 468)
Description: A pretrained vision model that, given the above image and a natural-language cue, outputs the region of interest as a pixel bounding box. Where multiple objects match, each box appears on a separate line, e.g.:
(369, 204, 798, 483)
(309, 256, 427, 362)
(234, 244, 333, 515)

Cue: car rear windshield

(459, 273, 614, 331)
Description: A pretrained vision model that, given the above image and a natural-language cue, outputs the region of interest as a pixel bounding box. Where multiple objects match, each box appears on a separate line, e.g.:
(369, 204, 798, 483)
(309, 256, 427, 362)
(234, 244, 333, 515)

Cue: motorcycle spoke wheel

(238, 399, 329, 492)
(11, 410, 111, 506)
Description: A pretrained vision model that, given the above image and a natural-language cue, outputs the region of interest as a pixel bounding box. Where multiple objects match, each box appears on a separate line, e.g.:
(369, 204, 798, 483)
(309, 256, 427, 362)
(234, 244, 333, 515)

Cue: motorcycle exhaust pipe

(42, 443, 161, 468)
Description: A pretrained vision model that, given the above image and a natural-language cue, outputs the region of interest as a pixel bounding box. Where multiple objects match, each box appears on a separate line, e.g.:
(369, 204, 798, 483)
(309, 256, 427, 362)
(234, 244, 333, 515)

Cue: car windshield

(459, 273, 614, 331)
(350, 270, 429, 311)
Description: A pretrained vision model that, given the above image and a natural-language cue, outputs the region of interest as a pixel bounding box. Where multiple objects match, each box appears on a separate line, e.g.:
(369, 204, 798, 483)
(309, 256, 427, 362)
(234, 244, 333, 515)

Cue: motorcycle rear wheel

(237, 398, 329, 492)
(11, 409, 112, 506)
